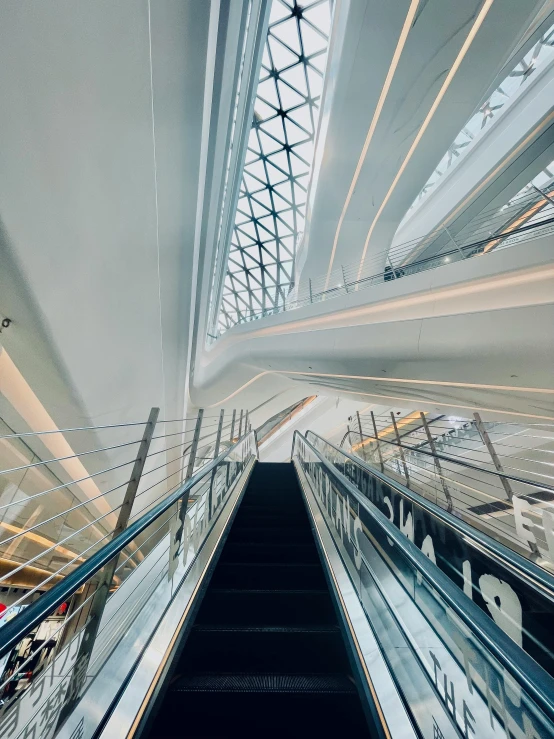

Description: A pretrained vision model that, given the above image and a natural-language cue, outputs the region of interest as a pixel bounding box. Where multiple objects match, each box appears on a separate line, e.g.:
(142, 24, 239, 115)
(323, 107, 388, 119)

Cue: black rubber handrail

(293, 431, 554, 724)
(0, 432, 256, 661)
(304, 430, 554, 597)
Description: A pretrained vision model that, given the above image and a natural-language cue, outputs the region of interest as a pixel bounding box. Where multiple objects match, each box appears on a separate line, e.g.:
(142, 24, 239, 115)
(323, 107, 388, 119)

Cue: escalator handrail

(293, 431, 554, 723)
(304, 430, 554, 598)
(0, 430, 257, 661)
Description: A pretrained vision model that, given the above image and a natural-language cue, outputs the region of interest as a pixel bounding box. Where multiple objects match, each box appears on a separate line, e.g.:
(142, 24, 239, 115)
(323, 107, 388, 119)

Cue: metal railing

(293, 430, 554, 738)
(0, 417, 256, 738)
(0, 408, 251, 692)
(219, 187, 554, 332)
(0, 407, 252, 589)
(344, 411, 554, 569)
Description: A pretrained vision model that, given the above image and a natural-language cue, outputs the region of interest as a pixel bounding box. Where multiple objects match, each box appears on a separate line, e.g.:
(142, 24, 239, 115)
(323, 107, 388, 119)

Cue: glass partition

(0, 431, 256, 739)
(293, 432, 554, 739)
(306, 430, 554, 680)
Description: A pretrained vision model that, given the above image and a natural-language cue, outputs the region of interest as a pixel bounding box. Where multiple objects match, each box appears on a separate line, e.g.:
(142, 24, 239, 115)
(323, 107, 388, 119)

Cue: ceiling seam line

(147, 0, 167, 420)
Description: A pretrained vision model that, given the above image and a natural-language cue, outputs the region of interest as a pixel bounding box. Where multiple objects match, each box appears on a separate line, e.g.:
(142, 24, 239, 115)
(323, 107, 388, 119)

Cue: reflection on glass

(293, 433, 554, 739)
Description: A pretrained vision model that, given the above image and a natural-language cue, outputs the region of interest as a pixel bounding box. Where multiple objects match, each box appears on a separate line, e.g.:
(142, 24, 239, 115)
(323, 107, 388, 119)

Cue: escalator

(145, 462, 373, 737)
(2, 428, 554, 739)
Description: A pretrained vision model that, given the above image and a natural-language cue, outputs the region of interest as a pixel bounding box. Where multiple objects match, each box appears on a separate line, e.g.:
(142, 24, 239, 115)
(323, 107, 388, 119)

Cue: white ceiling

(0, 0, 212, 433)
(296, 0, 547, 285)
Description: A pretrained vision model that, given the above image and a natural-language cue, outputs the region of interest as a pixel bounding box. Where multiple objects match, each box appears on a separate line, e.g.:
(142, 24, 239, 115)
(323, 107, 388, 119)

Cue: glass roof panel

(217, 0, 332, 334)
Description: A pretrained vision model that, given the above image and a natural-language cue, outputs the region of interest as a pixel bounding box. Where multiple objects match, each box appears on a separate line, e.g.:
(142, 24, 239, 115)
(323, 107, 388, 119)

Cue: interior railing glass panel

(0, 429, 256, 739)
(292, 431, 554, 739)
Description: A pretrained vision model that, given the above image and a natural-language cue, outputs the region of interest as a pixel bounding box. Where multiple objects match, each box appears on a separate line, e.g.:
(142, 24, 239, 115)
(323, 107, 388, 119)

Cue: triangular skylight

(217, 0, 332, 334)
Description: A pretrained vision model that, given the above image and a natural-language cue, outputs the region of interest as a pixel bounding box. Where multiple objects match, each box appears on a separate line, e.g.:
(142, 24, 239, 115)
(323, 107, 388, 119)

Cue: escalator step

(181, 625, 349, 673)
(221, 542, 319, 563)
(194, 589, 336, 626)
(144, 462, 372, 739)
(171, 672, 357, 694)
(226, 526, 309, 543)
(210, 562, 326, 589)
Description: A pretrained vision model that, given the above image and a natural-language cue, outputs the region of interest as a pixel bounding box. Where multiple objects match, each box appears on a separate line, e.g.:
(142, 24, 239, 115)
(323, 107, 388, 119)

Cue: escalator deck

(146, 462, 373, 738)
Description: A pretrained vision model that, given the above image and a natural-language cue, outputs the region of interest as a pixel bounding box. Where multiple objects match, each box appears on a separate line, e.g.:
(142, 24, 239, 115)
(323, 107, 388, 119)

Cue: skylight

(217, 0, 332, 334)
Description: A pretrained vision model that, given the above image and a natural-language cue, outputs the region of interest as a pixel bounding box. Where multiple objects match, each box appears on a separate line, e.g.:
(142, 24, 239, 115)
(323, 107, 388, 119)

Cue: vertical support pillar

(230, 409, 237, 443)
(309, 278, 313, 303)
(370, 412, 385, 472)
(473, 412, 513, 502)
(420, 413, 453, 512)
(356, 411, 366, 461)
(56, 407, 159, 726)
(391, 412, 410, 484)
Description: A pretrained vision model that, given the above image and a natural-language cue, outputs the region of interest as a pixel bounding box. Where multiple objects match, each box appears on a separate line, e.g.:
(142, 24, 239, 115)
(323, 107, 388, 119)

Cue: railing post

(420, 412, 453, 512)
(444, 225, 467, 259)
(245, 410, 250, 433)
(342, 265, 349, 294)
(185, 409, 204, 481)
(309, 278, 313, 303)
(169, 409, 204, 581)
(371, 411, 385, 472)
(238, 409, 244, 438)
(391, 412, 410, 484)
(56, 407, 159, 726)
(209, 410, 225, 517)
(532, 183, 554, 207)
(356, 411, 366, 461)
(230, 409, 237, 442)
(473, 412, 513, 502)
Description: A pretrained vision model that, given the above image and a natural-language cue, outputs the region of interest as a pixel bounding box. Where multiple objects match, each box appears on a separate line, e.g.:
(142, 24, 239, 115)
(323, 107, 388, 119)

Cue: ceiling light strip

(356, 0, 496, 282)
(324, 0, 420, 290)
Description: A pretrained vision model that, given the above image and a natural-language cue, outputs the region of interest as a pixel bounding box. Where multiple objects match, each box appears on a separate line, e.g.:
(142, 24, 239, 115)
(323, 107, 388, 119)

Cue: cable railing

(219, 187, 554, 332)
(0, 407, 251, 594)
(293, 430, 554, 737)
(0, 419, 257, 737)
(344, 410, 554, 570)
